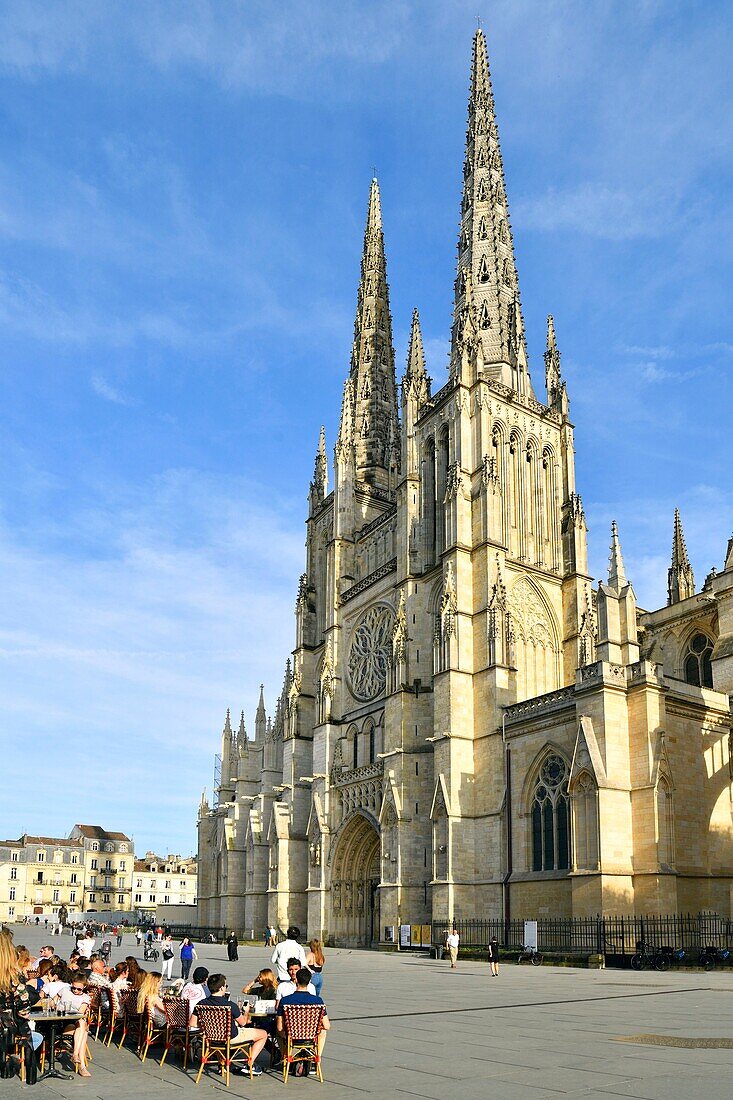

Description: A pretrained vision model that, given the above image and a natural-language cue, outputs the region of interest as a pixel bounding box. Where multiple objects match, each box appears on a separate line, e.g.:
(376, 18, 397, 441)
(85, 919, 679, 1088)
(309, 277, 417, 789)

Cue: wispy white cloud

(91, 373, 134, 405)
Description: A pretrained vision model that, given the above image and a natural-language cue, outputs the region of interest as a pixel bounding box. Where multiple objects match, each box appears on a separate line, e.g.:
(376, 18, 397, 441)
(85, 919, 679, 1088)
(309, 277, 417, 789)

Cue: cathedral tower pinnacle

(349, 178, 399, 490)
(608, 520, 628, 592)
(309, 425, 328, 511)
(451, 29, 532, 395)
(667, 508, 695, 604)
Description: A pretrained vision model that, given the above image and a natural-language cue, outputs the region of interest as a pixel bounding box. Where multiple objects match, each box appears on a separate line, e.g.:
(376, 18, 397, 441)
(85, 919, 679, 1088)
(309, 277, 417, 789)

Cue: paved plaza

(5, 926, 733, 1098)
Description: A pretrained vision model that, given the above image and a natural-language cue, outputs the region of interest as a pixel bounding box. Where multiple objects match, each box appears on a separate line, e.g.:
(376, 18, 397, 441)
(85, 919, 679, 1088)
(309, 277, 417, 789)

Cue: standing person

(155, 925, 163, 942)
(446, 926, 460, 969)
(227, 932, 239, 962)
(263, 927, 270, 948)
(179, 937, 197, 981)
(135, 927, 143, 947)
(305, 939, 325, 997)
(78, 929, 95, 959)
(271, 927, 306, 981)
(116, 927, 123, 947)
(161, 935, 175, 981)
(488, 937, 500, 976)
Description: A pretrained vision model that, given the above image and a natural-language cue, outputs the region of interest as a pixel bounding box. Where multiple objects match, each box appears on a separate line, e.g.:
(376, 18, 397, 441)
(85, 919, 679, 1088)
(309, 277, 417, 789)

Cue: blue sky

(0, 0, 731, 856)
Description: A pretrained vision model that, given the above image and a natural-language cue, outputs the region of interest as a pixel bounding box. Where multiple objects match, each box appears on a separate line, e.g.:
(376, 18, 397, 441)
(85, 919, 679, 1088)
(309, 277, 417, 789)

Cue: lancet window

(530, 754, 570, 872)
(683, 633, 713, 689)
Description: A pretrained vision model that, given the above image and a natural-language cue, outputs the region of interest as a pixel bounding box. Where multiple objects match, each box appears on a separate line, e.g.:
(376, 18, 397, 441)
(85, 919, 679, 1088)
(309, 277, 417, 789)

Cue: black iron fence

(431, 913, 733, 959)
(159, 924, 227, 943)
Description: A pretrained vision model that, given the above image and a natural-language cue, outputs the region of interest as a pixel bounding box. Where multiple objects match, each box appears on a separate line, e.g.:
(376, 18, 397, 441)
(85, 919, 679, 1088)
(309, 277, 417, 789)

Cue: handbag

(162, 948, 174, 960)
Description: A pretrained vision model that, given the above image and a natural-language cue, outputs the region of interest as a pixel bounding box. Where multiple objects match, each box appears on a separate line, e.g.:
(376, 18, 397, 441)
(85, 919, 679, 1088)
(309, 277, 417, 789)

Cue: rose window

(348, 604, 393, 701)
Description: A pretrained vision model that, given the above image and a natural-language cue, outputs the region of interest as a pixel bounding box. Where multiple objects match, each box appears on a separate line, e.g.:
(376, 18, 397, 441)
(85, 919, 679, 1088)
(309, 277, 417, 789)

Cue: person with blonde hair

(136, 971, 166, 1027)
(305, 939, 325, 996)
(242, 968, 278, 1000)
(0, 930, 44, 1077)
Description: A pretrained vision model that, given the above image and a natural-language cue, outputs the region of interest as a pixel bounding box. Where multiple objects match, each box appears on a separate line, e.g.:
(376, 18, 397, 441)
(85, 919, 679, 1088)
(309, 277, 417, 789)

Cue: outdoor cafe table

(29, 1009, 84, 1081)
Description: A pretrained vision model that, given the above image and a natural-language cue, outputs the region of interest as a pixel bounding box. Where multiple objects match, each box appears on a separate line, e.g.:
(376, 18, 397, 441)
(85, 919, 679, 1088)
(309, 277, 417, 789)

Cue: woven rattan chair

(85, 985, 103, 1039)
(159, 996, 196, 1069)
(139, 1001, 167, 1063)
(117, 988, 142, 1052)
(194, 1004, 254, 1087)
(281, 1004, 325, 1084)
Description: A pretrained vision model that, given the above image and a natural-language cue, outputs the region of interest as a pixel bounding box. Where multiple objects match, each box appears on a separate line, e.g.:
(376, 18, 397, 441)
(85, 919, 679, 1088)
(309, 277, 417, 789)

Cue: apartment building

(132, 853, 197, 919)
(0, 825, 134, 921)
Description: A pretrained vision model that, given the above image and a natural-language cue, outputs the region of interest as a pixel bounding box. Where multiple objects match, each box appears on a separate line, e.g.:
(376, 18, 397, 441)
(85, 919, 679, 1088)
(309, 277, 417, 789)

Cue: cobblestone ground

(4, 925, 733, 1098)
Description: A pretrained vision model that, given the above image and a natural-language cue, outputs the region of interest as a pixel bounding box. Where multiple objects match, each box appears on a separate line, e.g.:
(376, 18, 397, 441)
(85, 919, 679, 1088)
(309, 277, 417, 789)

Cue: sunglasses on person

(70, 986, 85, 993)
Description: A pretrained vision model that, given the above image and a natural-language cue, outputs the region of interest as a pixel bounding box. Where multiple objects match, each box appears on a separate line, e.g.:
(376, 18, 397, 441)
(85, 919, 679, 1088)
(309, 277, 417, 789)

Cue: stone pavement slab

(3, 925, 733, 1098)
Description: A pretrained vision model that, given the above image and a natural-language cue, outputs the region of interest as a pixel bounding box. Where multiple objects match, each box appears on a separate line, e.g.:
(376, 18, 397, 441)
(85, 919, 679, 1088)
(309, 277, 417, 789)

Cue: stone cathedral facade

(197, 32, 733, 945)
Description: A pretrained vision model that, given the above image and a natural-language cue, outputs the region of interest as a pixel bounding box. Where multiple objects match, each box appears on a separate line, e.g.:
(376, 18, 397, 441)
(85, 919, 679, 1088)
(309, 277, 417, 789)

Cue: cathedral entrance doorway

(331, 812, 380, 947)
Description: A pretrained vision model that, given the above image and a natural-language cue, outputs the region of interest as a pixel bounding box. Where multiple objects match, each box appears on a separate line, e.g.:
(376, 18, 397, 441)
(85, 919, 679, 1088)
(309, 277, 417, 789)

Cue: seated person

(181, 966, 210, 1015)
(242, 968, 278, 1000)
(136, 972, 166, 1027)
(32, 946, 55, 969)
(109, 962, 130, 993)
(191, 973, 267, 1076)
(276, 967, 330, 1066)
(275, 959, 315, 1002)
(40, 962, 70, 1002)
(87, 957, 117, 1011)
(57, 974, 92, 1077)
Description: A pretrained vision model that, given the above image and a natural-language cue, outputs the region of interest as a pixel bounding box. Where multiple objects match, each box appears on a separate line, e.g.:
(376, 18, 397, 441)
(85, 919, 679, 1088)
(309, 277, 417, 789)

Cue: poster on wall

(399, 924, 411, 948)
(524, 920, 538, 950)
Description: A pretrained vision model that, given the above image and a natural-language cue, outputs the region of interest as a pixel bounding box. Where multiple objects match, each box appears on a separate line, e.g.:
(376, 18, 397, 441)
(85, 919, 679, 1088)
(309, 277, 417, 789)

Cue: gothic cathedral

(197, 31, 733, 944)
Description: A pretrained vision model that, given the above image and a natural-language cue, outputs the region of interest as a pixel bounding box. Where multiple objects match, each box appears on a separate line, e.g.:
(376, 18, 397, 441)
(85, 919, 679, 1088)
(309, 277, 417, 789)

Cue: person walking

(116, 927, 123, 947)
(488, 937, 500, 976)
(227, 932, 239, 961)
(271, 927, 306, 981)
(446, 926, 460, 969)
(135, 927, 143, 947)
(161, 934, 175, 980)
(180, 937, 197, 980)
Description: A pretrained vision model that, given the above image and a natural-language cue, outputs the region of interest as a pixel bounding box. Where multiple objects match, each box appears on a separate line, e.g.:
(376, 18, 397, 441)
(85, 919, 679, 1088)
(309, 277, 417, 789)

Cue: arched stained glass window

(683, 633, 713, 689)
(531, 754, 570, 872)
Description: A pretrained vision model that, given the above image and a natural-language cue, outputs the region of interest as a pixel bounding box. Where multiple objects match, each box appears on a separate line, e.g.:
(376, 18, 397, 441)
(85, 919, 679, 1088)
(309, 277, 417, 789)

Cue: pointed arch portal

(331, 812, 380, 947)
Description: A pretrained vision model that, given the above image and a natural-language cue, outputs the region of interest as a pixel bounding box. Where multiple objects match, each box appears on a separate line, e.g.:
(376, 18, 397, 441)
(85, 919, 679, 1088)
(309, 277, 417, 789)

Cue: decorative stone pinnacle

(608, 520, 628, 591)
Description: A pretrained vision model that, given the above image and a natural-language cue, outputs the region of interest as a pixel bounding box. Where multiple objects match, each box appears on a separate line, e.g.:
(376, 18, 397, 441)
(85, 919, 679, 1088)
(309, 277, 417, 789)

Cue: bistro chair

(281, 1004, 325, 1084)
(117, 988, 142, 1052)
(159, 996, 196, 1069)
(194, 1004, 255, 1088)
(139, 1002, 167, 1063)
(86, 986, 103, 1039)
(98, 986, 118, 1045)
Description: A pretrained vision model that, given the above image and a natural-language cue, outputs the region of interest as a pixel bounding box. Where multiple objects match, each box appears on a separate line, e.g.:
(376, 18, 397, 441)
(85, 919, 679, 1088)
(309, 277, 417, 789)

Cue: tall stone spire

(349, 178, 399, 489)
(451, 29, 532, 394)
(237, 709, 248, 753)
(544, 316, 562, 401)
(668, 508, 695, 604)
(255, 685, 266, 742)
(608, 520, 628, 591)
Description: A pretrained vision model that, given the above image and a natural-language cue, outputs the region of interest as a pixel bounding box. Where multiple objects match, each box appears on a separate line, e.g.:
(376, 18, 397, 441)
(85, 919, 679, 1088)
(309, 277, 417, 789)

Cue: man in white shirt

(274, 959, 316, 1002)
(33, 945, 54, 968)
(446, 928, 460, 969)
(77, 932, 95, 959)
(271, 926, 306, 981)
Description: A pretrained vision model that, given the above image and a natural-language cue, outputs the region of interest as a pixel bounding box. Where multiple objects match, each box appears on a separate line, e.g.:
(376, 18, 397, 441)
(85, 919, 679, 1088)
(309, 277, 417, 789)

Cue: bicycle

(517, 945, 544, 966)
(630, 941, 670, 972)
(699, 946, 730, 971)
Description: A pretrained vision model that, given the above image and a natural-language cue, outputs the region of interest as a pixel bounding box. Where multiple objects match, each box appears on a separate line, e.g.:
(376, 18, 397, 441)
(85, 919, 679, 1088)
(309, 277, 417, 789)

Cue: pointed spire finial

(310, 425, 328, 503)
(238, 709, 247, 744)
(608, 520, 628, 591)
(544, 313, 564, 406)
(223, 707, 232, 735)
(667, 508, 695, 604)
(402, 308, 431, 404)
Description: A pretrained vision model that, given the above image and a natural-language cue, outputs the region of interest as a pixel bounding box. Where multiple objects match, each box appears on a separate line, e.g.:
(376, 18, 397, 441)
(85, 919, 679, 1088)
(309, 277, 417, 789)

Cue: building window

(164, 895, 170, 904)
(71, 854, 78, 864)
(683, 633, 714, 689)
(11, 851, 18, 862)
(89, 893, 96, 902)
(135, 893, 142, 903)
(104, 860, 112, 871)
(91, 842, 99, 852)
(37, 851, 45, 862)
(53, 889, 60, 902)
(8, 907, 14, 918)
(119, 844, 128, 853)
(91, 859, 98, 870)
(105, 843, 114, 853)
(118, 895, 124, 905)
(149, 894, 156, 903)
(70, 891, 76, 902)
(9, 887, 15, 901)
(531, 754, 570, 872)
(120, 860, 126, 871)
(164, 879, 171, 889)
(71, 873, 78, 885)
(10, 868, 17, 881)
(179, 881, 186, 889)
(54, 850, 63, 863)
(118, 877, 125, 888)
(103, 894, 110, 904)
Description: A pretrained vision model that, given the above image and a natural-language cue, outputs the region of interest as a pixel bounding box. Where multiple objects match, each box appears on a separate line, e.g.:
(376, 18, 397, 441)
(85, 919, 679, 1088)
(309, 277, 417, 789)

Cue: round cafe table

(29, 1010, 84, 1081)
